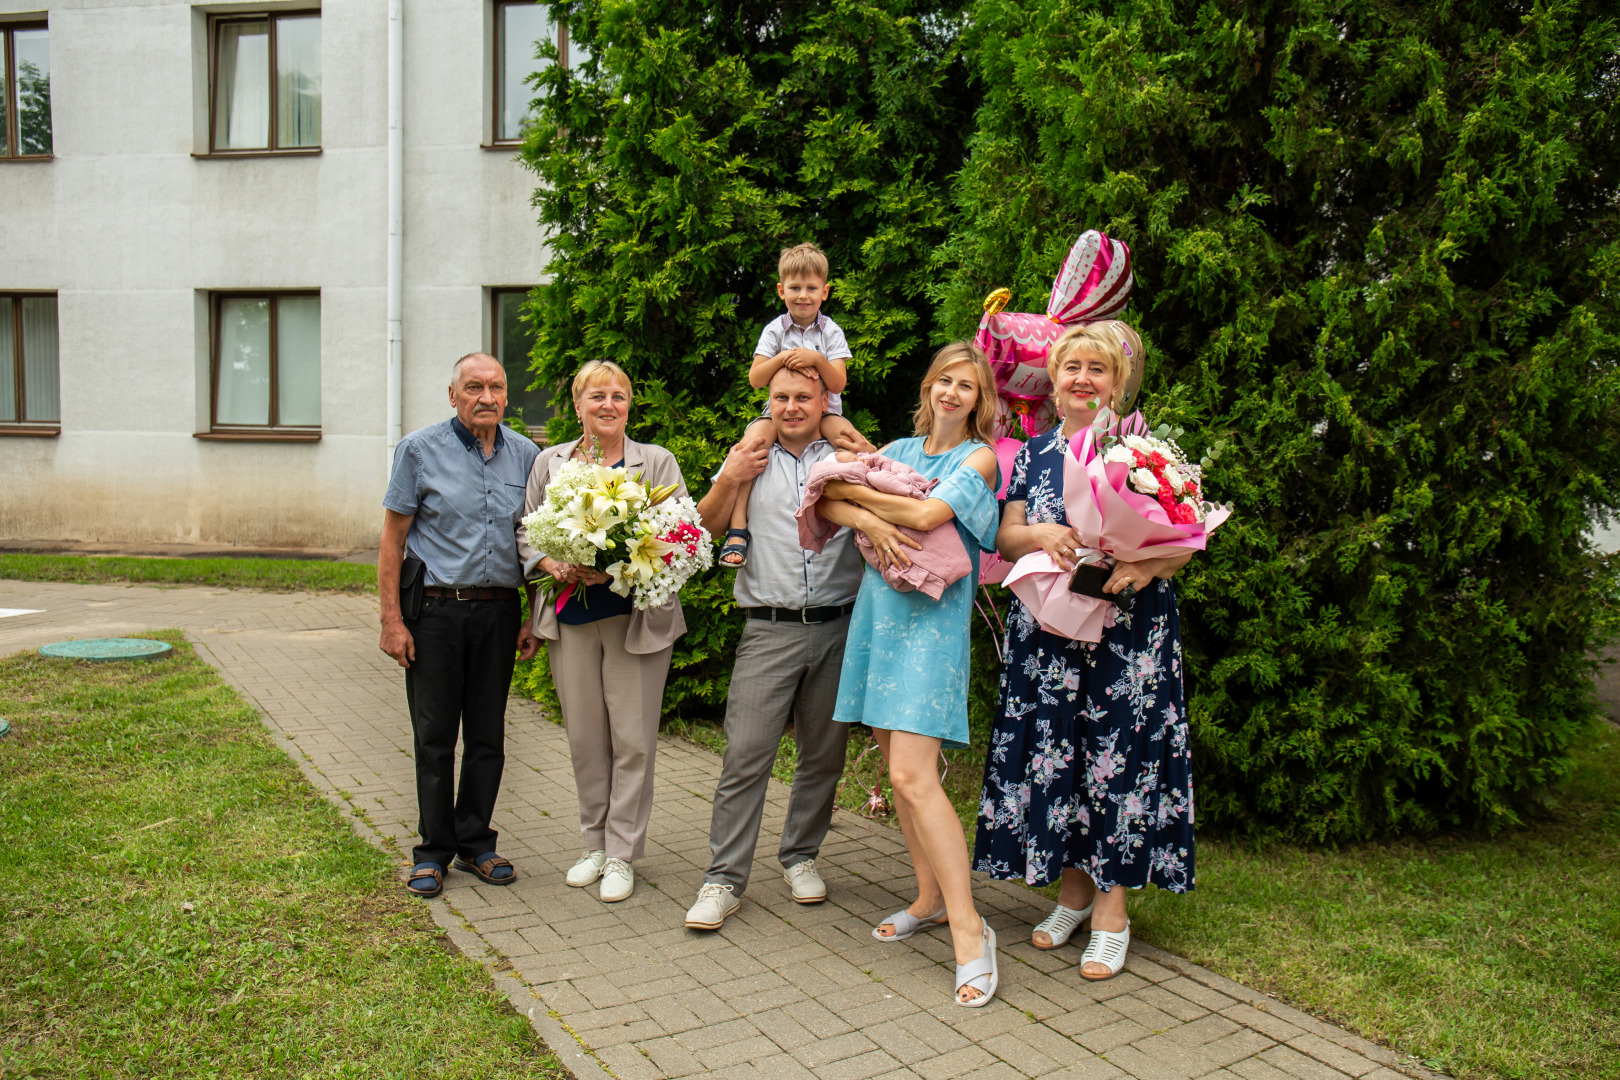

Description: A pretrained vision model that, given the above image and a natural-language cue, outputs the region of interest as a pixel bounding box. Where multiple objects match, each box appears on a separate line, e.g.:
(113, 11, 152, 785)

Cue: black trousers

(403, 595, 521, 866)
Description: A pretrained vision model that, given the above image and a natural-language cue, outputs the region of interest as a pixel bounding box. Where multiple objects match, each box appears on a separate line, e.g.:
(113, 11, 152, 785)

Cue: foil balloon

(975, 230, 1133, 439)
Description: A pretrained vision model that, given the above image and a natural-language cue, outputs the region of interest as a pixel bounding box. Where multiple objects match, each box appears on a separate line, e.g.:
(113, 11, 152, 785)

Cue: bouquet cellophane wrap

(1003, 419, 1229, 642)
(976, 231, 1134, 440)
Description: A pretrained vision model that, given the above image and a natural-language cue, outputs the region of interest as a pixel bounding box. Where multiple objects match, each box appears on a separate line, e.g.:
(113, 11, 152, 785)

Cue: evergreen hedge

(520, 0, 980, 715)
(522, 0, 1620, 842)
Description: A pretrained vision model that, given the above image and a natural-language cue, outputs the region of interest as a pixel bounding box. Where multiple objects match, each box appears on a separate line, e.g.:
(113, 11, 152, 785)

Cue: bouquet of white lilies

(522, 462, 712, 611)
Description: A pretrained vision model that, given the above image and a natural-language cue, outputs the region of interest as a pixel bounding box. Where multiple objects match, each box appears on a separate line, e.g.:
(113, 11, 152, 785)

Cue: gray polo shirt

(383, 417, 540, 588)
(730, 439, 863, 610)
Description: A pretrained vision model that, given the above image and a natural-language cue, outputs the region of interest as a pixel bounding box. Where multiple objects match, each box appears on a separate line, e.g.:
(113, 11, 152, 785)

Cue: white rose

(1103, 445, 1135, 465)
(1130, 468, 1160, 494)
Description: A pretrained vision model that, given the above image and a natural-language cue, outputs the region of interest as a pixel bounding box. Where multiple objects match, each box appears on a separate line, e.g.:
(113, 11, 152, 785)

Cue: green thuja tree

(519, 0, 978, 715)
(936, 0, 1620, 840)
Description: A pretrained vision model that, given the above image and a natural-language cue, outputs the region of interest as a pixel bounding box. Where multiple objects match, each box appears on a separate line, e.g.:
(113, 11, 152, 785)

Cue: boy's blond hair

(913, 341, 999, 446)
(571, 359, 633, 406)
(778, 242, 830, 283)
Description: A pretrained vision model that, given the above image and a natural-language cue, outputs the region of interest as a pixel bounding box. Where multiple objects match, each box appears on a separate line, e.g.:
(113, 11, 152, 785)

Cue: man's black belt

(423, 586, 520, 601)
(743, 603, 854, 625)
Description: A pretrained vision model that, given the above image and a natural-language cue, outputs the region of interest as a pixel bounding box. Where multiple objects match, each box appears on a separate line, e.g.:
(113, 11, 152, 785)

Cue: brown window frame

(205, 11, 322, 158)
(489, 1, 571, 148)
(491, 286, 553, 442)
(202, 290, 322, 441)
(1, 20, 51, 161)
(0, 290, 60, 435)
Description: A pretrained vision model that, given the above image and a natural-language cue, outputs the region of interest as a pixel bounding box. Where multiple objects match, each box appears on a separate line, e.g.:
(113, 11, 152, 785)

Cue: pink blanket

(796, 454, 972, 600)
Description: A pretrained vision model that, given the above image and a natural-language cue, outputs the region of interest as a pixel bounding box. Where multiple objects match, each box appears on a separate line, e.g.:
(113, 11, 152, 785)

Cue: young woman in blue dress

(974, 322, 1197, 982)
(813, 341, 1004, 1007)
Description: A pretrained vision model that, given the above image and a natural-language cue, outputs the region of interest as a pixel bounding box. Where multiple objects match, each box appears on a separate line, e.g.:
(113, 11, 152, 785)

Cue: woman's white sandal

(954, 922, 999, 1007)
(1079, 921, 1131, 981)
(871, 905, 948, 941)
(1032, 901, 1093, 950)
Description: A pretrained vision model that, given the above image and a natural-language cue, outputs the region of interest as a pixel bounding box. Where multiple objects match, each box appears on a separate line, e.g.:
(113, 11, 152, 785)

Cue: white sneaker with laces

(600, 858, 634, 902)
(783, 859, 827, 903)
(684, 882, 739, 929)
(566, 850, 607, 888)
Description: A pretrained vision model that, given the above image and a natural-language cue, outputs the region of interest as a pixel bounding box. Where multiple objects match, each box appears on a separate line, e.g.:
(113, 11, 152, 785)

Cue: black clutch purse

(1069, 560, 1137, 612)
(400, 552, 426, 620)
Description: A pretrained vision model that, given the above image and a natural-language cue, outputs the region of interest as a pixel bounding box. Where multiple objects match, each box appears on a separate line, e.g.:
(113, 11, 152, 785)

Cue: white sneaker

(783, 859, 827, 903)
(684, 882, 739, 930)
(600, 858, 634, 902)
(566, 850, 607, 888)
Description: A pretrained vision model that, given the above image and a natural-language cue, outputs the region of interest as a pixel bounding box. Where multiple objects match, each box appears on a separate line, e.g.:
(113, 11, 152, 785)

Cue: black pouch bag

(1069, 560, 1137, 612)
(400, 552, 426, 620)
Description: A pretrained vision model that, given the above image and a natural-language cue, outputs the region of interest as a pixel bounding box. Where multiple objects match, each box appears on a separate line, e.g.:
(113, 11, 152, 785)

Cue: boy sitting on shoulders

(719, 242, 876, 568)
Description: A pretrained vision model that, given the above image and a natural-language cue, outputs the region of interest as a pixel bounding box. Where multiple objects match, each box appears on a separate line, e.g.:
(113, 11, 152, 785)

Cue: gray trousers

(704, 616, 851, 896)
(549, 615, 673, 862)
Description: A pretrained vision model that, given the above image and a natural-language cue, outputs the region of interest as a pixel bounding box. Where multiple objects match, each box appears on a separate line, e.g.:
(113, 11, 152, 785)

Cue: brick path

(0, 580, 1429, 1080)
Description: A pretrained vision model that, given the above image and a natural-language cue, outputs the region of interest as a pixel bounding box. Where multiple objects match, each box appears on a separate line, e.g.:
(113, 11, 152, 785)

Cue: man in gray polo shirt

(379, 352, 541, 899)
(684, 367, 864, 929)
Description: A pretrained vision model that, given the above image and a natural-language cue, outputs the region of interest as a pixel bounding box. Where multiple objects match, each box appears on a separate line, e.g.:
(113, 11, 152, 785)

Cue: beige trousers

(548, 615, 673, 862)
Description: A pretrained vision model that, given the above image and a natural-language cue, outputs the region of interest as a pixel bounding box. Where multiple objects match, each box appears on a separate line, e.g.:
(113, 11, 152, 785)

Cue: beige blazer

(518, 437, 690, 655)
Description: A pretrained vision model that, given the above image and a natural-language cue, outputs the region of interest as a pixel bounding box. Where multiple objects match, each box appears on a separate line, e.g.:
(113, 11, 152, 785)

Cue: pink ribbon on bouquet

(1002, 417, 1229, 642)
(553, 583, 576, 614)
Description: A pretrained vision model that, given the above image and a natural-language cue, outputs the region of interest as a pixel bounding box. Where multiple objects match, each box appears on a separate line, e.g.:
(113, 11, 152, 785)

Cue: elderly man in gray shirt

(379, 352, 541, 899)
(684, 366, 864, 930)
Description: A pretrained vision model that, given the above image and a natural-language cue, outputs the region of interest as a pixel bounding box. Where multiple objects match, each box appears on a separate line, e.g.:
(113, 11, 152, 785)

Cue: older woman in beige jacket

(517, 360, 689, 903)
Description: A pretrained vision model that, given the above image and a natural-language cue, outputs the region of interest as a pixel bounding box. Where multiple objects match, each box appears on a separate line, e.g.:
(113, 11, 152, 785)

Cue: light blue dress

(832, 437, 1001, 749)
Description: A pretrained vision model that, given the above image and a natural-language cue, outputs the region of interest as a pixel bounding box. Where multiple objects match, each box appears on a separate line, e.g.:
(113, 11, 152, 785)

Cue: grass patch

(658, 713, 1620, 1080)
(0, 632, 565, 1079)
(0, 554, 376, 594)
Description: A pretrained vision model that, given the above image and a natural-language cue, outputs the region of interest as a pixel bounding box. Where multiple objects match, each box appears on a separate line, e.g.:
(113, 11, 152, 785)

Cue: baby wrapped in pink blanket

(796, 454, 972, 600)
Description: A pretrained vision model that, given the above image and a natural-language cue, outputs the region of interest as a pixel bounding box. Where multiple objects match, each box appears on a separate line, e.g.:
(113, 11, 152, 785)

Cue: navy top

(383, 417, 541, 588)
(557, 459, 636, 624)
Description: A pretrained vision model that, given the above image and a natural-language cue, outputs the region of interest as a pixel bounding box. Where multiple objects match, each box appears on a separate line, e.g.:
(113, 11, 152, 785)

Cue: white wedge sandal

(1032, 901, 1094, 950)
(1079, 920, 1130, 981)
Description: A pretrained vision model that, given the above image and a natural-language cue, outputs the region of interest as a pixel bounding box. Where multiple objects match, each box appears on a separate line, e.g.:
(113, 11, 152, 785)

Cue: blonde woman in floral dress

(973, 323, 1196, 981)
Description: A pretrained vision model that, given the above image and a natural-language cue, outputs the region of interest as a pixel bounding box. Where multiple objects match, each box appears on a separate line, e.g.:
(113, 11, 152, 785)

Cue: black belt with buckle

(423, 586, 520, 601)
(743, 604, 854, 625)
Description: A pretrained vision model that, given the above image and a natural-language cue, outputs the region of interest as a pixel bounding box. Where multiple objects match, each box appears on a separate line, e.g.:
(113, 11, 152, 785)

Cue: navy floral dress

(973, 429, 1196, 893)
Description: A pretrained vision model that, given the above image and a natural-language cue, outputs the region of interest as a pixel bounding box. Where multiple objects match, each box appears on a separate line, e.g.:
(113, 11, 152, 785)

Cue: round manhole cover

(39, 638, 174, 662)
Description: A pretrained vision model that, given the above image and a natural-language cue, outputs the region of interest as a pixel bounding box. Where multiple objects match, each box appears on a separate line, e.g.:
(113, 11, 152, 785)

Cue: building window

(493, 2, 585, 144)
(1, 21, 51, 158)
(492, 289, 551, 435)
(210, 13, 320, 154)
(0, 293, 60, 432)
(209, 293, 321, 436)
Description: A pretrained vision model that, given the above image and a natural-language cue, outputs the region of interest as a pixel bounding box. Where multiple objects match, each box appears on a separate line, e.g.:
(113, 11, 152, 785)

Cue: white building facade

(0, 0, 565, 549)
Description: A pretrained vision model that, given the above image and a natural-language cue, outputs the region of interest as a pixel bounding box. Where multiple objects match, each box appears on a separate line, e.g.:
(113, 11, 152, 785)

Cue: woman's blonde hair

(571, 359, 633, 407)
(913, 342, 999, 446)
(1046, 323, 1131, 412)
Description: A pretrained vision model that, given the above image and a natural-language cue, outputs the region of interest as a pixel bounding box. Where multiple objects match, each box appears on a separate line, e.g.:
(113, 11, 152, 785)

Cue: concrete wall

(0, 0, 547, 548)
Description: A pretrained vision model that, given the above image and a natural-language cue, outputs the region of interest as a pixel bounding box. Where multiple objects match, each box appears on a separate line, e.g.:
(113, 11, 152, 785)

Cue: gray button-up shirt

(730, 439, 863, 610)
(383, 417, 541, 588)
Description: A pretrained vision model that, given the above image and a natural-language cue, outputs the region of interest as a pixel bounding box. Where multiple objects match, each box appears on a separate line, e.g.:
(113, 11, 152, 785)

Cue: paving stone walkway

(0, 580, 1429, 1080)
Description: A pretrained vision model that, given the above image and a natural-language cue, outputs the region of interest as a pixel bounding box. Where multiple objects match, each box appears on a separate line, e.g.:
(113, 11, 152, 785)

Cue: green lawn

(663, 714, 1620, 1080)
(0, 633, 565, 1080)
(3, 557, 1613, 1077)
(0, 553, 376, 593)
